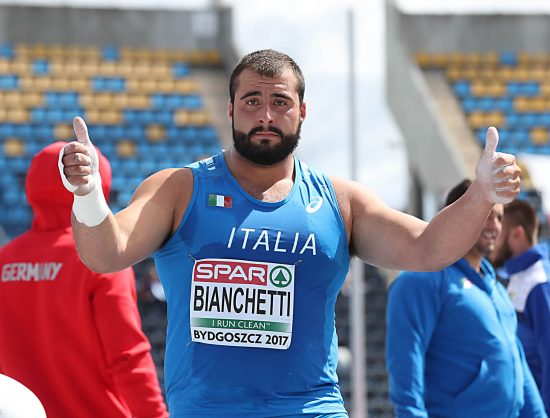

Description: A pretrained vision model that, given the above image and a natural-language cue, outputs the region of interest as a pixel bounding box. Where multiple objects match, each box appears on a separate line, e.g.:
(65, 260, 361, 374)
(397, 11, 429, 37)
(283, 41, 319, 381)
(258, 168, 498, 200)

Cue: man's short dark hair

(444, 179, 472, 207)
(503, 199, 539, 244)
(229, 49, 305, 105)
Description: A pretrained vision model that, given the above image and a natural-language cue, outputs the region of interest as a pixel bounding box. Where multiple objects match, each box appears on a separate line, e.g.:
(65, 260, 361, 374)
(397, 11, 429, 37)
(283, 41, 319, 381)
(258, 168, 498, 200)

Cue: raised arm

(333, 127, 521, 272)
(60, 117, 192, 273)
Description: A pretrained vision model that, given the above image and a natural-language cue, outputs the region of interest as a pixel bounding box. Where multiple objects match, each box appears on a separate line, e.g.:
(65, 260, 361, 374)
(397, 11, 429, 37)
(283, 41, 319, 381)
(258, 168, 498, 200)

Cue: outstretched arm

(333, 127, 521, 272)
(60, 117, 192, 273)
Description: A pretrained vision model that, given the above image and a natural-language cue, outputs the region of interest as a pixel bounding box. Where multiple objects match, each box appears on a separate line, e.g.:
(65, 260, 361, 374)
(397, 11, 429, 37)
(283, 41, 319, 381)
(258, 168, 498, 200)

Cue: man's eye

(246, 99, 259, 105)
(274, 100, 287, 106)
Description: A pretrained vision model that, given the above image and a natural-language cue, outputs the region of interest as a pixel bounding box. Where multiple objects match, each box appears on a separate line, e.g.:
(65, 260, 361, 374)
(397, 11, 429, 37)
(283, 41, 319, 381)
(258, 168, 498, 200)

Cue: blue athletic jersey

(153, 152, 350, 417)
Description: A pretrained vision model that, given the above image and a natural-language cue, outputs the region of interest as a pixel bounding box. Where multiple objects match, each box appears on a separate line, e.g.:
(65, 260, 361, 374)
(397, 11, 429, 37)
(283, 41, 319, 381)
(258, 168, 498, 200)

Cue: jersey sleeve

(386, 272, 441, 418)
(89, 267, 168, 418)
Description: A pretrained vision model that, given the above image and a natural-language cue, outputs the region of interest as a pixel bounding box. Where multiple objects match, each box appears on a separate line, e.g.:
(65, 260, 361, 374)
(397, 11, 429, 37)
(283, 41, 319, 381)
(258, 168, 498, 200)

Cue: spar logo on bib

(190, 258, 295, 350)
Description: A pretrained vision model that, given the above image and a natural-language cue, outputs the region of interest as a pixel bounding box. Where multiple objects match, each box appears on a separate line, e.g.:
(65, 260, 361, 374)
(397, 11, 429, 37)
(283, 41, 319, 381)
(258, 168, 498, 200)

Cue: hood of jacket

(25, 141, 112, 232)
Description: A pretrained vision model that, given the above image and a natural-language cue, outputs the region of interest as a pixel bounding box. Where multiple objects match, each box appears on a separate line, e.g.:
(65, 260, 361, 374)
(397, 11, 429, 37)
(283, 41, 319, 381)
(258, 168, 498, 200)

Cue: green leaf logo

(270, 266, 293, 288)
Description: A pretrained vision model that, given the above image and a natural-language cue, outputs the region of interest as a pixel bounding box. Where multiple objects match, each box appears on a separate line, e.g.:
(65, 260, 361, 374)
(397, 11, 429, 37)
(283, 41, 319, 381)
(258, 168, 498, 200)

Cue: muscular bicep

(332, 177, 428, 270)
(112, 168, 192, 267)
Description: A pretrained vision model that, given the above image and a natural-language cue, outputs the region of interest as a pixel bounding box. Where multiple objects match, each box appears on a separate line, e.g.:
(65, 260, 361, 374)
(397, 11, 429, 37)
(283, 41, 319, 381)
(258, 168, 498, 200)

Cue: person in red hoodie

(0, 142, 168, 418)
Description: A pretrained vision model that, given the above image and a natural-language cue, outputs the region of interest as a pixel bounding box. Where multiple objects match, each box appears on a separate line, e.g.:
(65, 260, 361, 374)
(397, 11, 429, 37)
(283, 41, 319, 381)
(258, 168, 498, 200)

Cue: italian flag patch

(208, 194, 232, 208)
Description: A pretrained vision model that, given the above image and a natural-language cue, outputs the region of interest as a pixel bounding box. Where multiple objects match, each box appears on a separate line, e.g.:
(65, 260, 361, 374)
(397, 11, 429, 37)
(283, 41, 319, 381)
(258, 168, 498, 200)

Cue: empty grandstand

(386, 0, 550, 242)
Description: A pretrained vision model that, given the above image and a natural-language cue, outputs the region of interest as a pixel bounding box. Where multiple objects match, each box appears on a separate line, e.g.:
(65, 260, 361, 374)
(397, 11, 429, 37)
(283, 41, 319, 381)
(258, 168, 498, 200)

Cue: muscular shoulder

(131, 167, 194, 234)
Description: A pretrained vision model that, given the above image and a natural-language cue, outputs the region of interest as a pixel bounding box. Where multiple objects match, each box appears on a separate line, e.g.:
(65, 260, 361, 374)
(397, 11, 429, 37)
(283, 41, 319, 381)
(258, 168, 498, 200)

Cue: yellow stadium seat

(189, 111, 210, 126)
(7, 109, 29, 123)
(3, 138, 25, 157)
(514, 97, 530, 113)
(125, 79, 141, 92)
(51, 77, 71, 91)
(530, 98, 546, 113)
(18, 76, 35, 92)
(486, 82, 506, 97)
(0, 108, 7, 122)
(467, 112, 486, 129)
(498, 67, 514, 82)
(485, 111, 505, 128)
(14, 44, 31, 59)
(470, 81, 486, 97)
(3, 92, 23, 107)
(68, 78, 90, 92)
(157, 79, 176, 93)
(133, 63, 153, 78)
(174, 110, 190, 126)
(10, 60, 31, 76)
(0, 59, 10, 74)
(146, 124, 166, 142)
(95, 92, 114, 109)
(127, 94, 150, 109)
(512, 67, 530, 82)
(203, 50, 222, 65)
(174, 80, 197, 94)
(85, 109, 101, 124)
(445, 67, 463, 82)
(150, 65, 171, 78)
(112, 94, 130, 109)
(482, 51, 499, 66)
(79, 93, 95, 108)
(116, 62, 134, 77)
(33, 77, 52, 92)
(98, 61, 117, 77)
(528, 66, 546, 81)
(102, 110, 123, 125)
(531, 127, 549, 145)
(54, 124, 74, 140)
(117, 140, 137, 157)
(80, 61, 100, 77)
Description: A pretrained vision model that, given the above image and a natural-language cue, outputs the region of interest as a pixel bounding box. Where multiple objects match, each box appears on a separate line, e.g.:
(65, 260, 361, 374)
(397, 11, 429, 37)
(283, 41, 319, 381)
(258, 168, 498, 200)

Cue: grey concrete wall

(385, 1, 549, 212)
(386, 0, 469, 203)
(0, 4, 238, 71)
(401, 13, 550, 53)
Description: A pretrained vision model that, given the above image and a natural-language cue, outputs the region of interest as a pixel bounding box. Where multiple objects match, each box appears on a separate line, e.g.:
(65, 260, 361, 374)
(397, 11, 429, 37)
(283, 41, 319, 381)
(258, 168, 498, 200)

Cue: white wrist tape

(58, 144, 110, 227)
(72, 175, 110, 227)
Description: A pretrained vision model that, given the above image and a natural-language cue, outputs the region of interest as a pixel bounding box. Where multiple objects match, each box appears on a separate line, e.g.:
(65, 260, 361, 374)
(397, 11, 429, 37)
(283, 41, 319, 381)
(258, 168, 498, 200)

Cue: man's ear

(300, 101, 306, 122)
(228, 101, 233, 123)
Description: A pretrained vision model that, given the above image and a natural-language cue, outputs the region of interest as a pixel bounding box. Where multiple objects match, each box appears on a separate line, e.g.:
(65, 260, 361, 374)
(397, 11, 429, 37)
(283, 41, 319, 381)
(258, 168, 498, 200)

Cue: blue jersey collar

(504, 244, 548, 275)
(454, 257, 496, 293)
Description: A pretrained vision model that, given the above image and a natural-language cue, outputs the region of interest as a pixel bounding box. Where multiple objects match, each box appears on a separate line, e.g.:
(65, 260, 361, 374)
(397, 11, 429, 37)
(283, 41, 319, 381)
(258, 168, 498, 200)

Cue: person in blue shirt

(386, 179, 546, 418)
(58, 49, 521, 417)
(493, 199, 550, 414)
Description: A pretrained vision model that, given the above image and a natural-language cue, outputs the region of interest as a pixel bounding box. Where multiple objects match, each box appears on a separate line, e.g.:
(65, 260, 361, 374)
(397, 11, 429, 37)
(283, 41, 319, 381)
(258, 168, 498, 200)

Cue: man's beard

(232, 120, 301, 166)
(492, 237, 512, 268)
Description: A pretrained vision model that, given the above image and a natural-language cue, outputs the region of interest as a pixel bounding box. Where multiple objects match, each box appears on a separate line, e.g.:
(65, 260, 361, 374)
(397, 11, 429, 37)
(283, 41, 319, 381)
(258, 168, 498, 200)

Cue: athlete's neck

(464, 251, 483, 273)
(223, 147, 296, 202)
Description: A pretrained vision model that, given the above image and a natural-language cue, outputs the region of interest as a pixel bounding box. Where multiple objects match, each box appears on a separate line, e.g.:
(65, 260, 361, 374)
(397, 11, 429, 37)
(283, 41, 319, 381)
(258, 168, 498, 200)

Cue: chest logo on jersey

(306, 196, 324, 213)
(190, 258, 294, 350)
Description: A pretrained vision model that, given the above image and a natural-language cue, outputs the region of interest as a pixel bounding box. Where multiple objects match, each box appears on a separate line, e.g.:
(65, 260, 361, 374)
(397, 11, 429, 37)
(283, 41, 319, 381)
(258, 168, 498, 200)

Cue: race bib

(190, 258, 294, 349)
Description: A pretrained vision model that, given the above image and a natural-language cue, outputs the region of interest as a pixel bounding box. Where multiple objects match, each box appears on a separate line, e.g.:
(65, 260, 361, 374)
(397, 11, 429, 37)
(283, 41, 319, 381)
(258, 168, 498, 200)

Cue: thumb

(483, 126, 499, 159)
(73, 116, 92, 146)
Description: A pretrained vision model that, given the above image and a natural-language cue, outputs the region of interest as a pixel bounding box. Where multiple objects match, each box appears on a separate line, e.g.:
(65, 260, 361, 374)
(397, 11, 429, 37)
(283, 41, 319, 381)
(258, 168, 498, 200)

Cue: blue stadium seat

(500, 51, 518, 66)
(0, 43, 14, 58)
(0, 75, 18, 90)
(32, 59, 49, 76)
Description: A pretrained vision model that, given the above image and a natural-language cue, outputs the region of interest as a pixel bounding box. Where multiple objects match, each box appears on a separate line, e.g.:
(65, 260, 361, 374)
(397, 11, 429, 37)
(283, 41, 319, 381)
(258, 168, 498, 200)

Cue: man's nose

(258, 104, 273, 124)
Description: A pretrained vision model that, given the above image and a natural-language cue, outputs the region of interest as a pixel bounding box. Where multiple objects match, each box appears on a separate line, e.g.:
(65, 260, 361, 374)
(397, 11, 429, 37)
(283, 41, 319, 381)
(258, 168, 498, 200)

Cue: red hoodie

(0, 142, 168, 418)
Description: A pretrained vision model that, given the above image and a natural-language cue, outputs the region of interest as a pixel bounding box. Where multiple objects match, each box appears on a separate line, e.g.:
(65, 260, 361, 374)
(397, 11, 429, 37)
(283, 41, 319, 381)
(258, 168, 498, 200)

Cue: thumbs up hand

(59, 117, 101, 196)
(475, 127, 521, 204)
